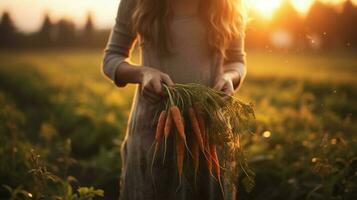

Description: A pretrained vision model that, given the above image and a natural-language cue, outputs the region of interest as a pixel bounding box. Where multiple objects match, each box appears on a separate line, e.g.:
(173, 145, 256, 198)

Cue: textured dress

(102, 0, 246, 199)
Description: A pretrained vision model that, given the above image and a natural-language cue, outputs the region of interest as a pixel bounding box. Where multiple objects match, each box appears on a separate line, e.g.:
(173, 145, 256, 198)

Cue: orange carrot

(188, 107, 205, 153)
(196, 111, 206, 142)
(176, 135, 185, 185)
(193, 104, 206, 137)
(191, 139, 199, 177)
(205, 136, 213, 176)
(210, 144, 220, 178)
(163, 110, 173, 164)
(151, 110, 166, 170)
(164, 110, 173, 137)
(155, 110, 167, 144)
(210, 144, 224, 195)
(170, 106, 186, 141)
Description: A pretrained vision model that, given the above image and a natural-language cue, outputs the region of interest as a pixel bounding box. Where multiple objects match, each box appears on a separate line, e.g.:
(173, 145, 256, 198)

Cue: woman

(102, 0, 247, 199)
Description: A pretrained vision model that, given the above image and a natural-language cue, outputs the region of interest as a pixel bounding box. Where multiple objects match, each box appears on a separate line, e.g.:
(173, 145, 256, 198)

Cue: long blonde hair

(131, 0, 247, 59)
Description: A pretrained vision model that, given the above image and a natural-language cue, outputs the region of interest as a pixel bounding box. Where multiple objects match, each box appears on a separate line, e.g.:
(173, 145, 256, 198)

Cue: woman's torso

(129, 14, 220, 135)
(141, 14, 217, 86)
(120, 11, 226, 200)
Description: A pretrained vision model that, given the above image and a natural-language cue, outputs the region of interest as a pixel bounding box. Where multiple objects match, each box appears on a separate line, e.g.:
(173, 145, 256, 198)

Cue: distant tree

(339, 0, 357, 48)
(84, 12, 94, 35)
(305, 1, 340, 49)
(0, 11, 17, 47)
(38, 14, 54, 46)
(55, 19, 76, 46)
(272, 0, 302, 31)
(81, 12, 96, 47)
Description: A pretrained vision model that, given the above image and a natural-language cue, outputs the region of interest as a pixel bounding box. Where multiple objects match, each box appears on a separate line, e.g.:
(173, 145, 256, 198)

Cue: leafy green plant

(24, 148, 104, 200)
(2, 185, 33, 200)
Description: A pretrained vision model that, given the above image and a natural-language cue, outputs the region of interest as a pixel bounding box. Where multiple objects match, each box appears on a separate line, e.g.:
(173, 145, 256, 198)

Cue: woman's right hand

(139, 66, 174, 103)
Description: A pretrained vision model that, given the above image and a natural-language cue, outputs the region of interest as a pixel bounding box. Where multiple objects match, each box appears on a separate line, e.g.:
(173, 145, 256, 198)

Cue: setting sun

(291, 0, 314, 13)
(248, 0, 283, 19)
(0, 0, 356, 32)
(248, 0, 324, 19)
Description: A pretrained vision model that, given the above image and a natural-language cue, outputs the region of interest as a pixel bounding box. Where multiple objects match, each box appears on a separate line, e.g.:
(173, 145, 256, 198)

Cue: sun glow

(248, 0, 283, 19)
(248, 0, 315, 19)
(0, 0, 355, 32)
(291, 0, 314, 14)
(0, 0, 119, 32)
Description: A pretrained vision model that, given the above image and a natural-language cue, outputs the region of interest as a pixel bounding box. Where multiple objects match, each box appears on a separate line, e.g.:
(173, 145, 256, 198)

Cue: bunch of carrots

(151, 83, 255, 193)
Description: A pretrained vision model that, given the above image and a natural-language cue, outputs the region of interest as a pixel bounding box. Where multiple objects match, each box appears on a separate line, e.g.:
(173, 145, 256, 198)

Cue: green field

(0, 49, 356, 199)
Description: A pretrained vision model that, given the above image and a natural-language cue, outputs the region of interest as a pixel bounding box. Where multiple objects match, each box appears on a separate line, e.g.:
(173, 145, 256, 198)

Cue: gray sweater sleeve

(102, 0, 137, 87)
(222, 33, 247, 90)
(223, 33, 246, 65)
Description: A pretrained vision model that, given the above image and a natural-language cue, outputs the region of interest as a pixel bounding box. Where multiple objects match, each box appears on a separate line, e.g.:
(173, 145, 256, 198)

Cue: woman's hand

(139, 66, 174, 103)
(212, 70, 241, 96)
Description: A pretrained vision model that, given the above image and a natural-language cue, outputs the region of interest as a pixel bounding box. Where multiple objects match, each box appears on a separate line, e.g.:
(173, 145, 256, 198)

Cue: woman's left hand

(212, 71, 241, 96)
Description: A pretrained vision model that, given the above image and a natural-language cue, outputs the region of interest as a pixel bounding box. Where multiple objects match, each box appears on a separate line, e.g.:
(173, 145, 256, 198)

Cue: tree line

(246, 0, 357, 50)
(0, 12, 109, 48)
(1, 0, 357, 50)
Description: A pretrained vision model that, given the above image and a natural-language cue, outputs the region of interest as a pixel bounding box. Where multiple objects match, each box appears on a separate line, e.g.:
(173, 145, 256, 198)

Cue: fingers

(213, 79, 225, 91)
(213, 79, 235, 97)
(143, 81, 162, 102)
(221, 83, 234, 103)
(150, 79, 163, 96)
(139, 69, 175, 103)
(222, 82, 234, 96)
(160, 73, 174, 87)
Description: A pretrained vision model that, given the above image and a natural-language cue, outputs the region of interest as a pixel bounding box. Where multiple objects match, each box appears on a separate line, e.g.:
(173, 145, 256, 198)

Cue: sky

(0, 0, 356, 33)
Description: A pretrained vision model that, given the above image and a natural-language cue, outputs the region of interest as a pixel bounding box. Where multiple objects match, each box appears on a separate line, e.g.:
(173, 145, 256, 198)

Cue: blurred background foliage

(0, 0, 356, 199)
(1, 0, 357, 50)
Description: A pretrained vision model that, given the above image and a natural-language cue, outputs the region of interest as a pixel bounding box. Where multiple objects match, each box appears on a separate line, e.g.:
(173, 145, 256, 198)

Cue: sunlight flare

(263, 131, 271, 138)
(248, 0, 282, 19)
(290, 0, 314, 14)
